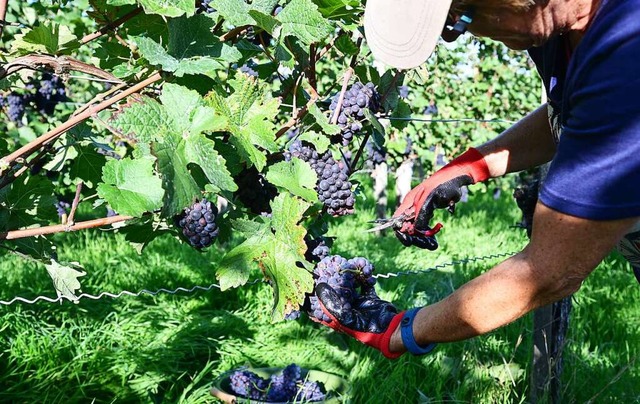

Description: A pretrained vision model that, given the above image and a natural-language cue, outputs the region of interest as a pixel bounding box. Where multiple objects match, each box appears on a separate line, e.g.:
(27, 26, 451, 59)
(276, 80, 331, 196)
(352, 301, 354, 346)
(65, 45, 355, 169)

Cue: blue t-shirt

(527, 0, 640, 220)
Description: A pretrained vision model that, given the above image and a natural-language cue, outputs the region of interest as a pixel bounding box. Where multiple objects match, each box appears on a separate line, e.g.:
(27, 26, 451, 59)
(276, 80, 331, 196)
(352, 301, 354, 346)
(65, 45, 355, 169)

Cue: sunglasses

(442, 7, 475, 42)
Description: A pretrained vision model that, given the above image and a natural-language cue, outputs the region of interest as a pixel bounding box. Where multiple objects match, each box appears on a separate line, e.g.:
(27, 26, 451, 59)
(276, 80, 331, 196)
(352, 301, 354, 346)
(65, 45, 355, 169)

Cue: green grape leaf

(307, 103, 341, 136)
(266, 159, 318, 203)
(0, 175, 57, 231)
(276, 0, 333, 46)
(111, 84, 235, 218)
(68, 145, 107, 189)
(45, 259, 86, 302)
(11, 21, 80, 55)
(297, 131, 331, 154)
(97, 158, 165, 217)
(111, 96, 172, 143)
(334, 35, 359, 56)
(314, 0, 360, 18)
(138, 0, 195, 17)
(211, 0, 252, 25)
(218, 194, 313, 320)
(207, 75, 279, 171)
(135, 15, 241, 78)
(135, 36, 179, 71)
(364, 108, 386, 144)
(248, 10, 279, 35)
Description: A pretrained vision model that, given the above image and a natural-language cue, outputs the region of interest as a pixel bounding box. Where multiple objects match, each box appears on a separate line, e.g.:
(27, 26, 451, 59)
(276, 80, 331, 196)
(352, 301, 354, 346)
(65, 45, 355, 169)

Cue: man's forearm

(388, 252, 559, 351)
(388, 204, 639, 354)
(476, 104, 556, 178)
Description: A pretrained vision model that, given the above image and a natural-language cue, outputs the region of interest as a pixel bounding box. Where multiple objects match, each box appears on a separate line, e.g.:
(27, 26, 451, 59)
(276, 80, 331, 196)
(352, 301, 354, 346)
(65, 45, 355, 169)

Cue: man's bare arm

(477, 104, 557, 178)
(389, 203, 638, 351)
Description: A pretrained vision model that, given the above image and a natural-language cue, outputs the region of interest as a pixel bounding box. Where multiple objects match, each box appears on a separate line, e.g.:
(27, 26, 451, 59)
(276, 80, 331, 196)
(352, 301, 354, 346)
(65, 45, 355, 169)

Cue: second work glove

(314, 283, 437, 359)
(394, 148, 491, 249)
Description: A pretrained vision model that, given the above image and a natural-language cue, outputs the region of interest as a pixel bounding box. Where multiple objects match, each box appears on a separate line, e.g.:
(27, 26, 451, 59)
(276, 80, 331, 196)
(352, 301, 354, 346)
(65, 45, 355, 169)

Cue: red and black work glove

(394, 148, 491, 249)
(313, 283, 436, 359)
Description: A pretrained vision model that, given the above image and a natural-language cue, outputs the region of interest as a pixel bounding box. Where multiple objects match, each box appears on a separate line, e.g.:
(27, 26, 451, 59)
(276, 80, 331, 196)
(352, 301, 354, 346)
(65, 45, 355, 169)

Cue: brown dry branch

(0, 54, 123, 82)
(329, 67, 354, 125)
(275, 94, 319, 139)
(0, 215, 134, 241)
(80, 7, 143, 45)
(66, 182, 83, 225)
(0, 72, 162, 179)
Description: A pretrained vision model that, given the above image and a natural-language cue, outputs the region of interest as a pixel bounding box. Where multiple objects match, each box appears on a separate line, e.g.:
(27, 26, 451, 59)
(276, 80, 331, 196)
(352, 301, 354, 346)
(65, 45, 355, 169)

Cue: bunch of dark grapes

(397, 85, 409, 99)
(304, 235, 331, 263)
(305, 255, 378, 323)
(286, 141, 354, 217)
(54, 200, 71, 218)
(228, 364, 327, 402)
(28, 73, 67, 115)
(175, 199, 219, 249)
(329, 82, 380, 146)
(285, 127, 300, 141)
(234, 166, 278, 215)
(196, 0, 216, 13)
(348, 256, 376, 287)
(423, 101, 438, 116)
(0, 92, 29, 125)
(229, 370, 268, 400)
(365, 140, 387, 167)
(266, 369, 298, 402)
(298, 380, 327, 402)
(307, 256, 357, 323)
(239, 61, 259, 78)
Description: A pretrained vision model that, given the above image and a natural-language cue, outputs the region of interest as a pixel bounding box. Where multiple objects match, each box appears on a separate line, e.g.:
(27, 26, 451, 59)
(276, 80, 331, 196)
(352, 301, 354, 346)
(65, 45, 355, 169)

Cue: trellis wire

(0, 251, 517, 306)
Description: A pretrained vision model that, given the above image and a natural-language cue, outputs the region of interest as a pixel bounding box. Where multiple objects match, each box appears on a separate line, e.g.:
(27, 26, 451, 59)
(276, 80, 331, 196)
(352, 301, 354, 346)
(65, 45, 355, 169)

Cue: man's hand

(394, 148, 491, 248)
(313, 283, 405, 358)
(314, 283, 437, 358)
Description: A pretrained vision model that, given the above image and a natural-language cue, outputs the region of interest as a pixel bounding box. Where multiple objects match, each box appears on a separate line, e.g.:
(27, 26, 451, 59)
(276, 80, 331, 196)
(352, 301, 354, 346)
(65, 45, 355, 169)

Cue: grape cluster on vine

(175, 199, 219, 249)
(306, 255, 376, 323)
(228, 364, 327, 402)
(0, 72, 67, 125)
(365, 140, 387, 167)
(239, 60, 259, 78)
(285, 141, 354, 217)
(196, 0, 216, 14)
(0, 93, 28, 125)
(28, 73, 67, 115)
(304, 235, 331, 263)
(329, 82, 380, 146)
(234, 166, 278, 215)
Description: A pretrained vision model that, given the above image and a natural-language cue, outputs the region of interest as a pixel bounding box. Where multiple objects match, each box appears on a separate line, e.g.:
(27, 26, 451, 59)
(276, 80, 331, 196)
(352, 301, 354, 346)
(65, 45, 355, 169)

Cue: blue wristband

(400, 308, 437, 355)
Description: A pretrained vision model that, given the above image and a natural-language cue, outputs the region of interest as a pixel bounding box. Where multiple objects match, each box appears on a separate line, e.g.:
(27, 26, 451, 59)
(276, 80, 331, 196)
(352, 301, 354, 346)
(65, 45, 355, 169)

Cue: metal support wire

(0, 252, 517, 306)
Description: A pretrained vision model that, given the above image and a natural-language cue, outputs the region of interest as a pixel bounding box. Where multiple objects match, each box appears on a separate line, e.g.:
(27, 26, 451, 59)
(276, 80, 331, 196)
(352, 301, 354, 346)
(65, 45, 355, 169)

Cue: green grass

(1, 183, 639, 403)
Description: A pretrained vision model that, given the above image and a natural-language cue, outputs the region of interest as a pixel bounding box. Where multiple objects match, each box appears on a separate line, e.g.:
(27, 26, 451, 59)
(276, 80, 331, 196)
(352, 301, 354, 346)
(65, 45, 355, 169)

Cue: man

(313, 0, 640, 358)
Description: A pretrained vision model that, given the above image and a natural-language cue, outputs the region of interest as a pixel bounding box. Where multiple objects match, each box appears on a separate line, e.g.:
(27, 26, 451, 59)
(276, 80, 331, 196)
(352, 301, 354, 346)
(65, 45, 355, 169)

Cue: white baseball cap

(364, 0, 453, 69)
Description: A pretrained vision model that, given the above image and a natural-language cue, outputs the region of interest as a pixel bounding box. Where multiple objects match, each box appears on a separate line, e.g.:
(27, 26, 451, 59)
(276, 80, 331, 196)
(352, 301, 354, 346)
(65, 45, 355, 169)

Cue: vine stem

(0, 72, 162, 179)
(0, 215, 134, 241)
(80, 7, 143, 44)
(330, 67, 354, 125)
(66, 182, 83, 225)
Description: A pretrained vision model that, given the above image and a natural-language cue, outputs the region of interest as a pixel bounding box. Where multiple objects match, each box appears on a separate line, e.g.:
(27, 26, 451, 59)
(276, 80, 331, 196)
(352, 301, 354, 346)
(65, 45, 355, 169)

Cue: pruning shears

(367, 213, 444, 237)
(366, 214, 409, 233)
